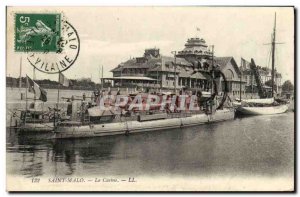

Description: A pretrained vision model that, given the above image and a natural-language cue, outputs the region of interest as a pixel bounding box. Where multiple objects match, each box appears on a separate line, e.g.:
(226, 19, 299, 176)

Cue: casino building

(106, 37, 245, 98)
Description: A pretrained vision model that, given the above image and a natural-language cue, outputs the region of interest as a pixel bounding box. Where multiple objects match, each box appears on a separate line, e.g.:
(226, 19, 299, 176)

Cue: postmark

(15, 13, 80, 74)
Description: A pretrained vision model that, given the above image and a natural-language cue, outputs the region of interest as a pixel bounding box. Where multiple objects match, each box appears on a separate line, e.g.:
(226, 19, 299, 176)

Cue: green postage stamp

(15, 13, 61, 52)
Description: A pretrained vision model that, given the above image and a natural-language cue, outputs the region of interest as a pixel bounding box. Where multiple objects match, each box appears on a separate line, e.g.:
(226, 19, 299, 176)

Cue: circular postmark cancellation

(15, 13, 80, 74)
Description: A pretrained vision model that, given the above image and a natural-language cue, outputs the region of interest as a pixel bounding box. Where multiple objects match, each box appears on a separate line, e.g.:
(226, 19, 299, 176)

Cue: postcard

(6, 6, 295, 191)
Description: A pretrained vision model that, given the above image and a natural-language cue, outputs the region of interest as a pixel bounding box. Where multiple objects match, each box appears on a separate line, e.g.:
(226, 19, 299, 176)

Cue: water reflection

(6, 112, 294, 178)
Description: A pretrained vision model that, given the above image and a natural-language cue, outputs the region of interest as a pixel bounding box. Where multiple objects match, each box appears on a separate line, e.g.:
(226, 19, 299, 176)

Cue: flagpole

(19, 57, 22, 91)
(240, 58, 242, 102)
(25, 76, 28, 110)
(33, 67, 36, 102)
(99, 65, 101, 87)
(57, 72, 60, 109)
(251, 71, 253, 98)
(54, 72, 61, 128)
(101, 65, 104, 89)
(25, 76, 28, 126)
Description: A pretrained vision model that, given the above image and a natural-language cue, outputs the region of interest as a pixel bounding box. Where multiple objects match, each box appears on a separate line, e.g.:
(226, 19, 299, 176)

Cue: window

(225, 69, 234, 80)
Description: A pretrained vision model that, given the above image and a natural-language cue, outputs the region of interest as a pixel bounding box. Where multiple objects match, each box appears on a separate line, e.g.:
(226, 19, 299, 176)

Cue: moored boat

(236, 13, 289, 116)
(54, 77, 235, 139)
(10, 100, 55, 132)
(237, 104, 288, 115)
(54, 108, 235, 139)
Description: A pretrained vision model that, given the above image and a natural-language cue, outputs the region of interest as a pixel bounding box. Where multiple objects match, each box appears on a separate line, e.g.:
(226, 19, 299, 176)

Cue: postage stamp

(15, 13, 61, 52)
(14, 13, 80, 74)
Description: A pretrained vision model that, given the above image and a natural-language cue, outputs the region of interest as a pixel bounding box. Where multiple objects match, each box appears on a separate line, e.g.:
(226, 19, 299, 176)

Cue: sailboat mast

(271, 13, 276, 97)
(19, 57, 22, 90)
(33, 67, 36, 101)
(211, 45, 214, 113)
(57, 72, 61, 109)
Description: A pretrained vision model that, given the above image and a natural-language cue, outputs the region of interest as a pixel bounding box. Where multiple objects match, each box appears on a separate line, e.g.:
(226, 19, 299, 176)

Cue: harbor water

(6, 112, 294, 180)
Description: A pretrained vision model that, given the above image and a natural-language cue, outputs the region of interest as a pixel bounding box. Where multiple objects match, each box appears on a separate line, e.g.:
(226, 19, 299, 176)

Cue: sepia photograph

(5, 6, 295, 191)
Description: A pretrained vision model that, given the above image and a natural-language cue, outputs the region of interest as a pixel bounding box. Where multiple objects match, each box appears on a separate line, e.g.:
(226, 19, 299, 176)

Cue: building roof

(111, 55, 193, 73)
(176, 66, 210, 79)
(177, 67, 191, 78)
(190, 72, 207, 79)
(110, 58, 153, 72)
(214, 57, 232, 68)
(177, 37, 213, 57)
(149, 56, 192, 72)
(214, 57, 241, 75)
(103, 76, 157, 81)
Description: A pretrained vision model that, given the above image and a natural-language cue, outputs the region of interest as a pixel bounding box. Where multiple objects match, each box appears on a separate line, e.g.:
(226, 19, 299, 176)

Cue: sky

(7, 7, 294, 84)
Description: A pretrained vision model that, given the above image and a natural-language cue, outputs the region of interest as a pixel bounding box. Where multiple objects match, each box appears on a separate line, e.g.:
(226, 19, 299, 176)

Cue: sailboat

(236, 13, 289, 115)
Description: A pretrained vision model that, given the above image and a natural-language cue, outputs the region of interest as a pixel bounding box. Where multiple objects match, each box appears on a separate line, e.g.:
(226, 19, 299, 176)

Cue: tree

(282, 80, 294, 92)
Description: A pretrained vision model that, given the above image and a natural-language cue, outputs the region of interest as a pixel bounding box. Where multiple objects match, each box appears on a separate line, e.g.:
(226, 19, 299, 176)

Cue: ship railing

(167, 110, 203, 119)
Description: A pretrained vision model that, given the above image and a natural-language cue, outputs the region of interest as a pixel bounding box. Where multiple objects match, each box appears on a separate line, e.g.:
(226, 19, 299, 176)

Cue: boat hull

(239, 98, 275, 104)
(18, 122, 54, 132)
(54, 108, 235, 139)
(237, 104, 288, 115)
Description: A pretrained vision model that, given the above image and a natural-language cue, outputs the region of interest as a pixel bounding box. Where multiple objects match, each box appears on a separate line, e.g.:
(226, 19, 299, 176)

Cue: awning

(88, 106, 120, 117)
(263, 85, 272, 89)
